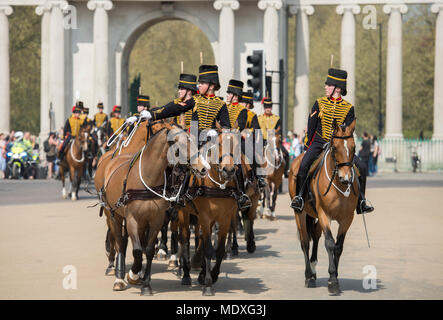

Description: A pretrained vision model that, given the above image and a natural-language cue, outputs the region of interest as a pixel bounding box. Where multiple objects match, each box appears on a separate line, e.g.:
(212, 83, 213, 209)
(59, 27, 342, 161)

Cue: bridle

(322, 134, 355, 197)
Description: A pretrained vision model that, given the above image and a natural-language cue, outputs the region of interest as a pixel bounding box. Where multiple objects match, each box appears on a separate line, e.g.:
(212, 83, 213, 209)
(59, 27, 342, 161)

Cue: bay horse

(288, 119, 358, 294)
(94, 119, 167, 276)
(59, 125, 90, 200)
(177, 130, 240, 295)
(258, 132, 285, 220)
(100, 123, 207, 295)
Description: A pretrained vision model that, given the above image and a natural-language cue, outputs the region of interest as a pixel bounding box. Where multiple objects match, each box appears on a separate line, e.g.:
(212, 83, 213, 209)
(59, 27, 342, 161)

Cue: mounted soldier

(290, 68, 374, 215)
(107, 105, 125, 137)
(257, 97, 290, 177)
(93, 102, 108, 128)
(174, 73, 198, 130)
(58, 105, 85, 163)
(239, 90, 266, 188)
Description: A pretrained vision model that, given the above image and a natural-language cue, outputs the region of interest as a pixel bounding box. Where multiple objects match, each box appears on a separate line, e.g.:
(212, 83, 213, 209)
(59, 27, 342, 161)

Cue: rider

(142, 65, 251, 209)
(81, 106, 93, 128)
(107, 105, 125, 137)
(58, 105, 84, 163)
(135, 94, 150, 116)
(290, 68, 374, 215)
(239, 90, 266, 188)
(258, 98, 290, 177)
(174, 73, 197, 130)
(93, 102, 108, 128)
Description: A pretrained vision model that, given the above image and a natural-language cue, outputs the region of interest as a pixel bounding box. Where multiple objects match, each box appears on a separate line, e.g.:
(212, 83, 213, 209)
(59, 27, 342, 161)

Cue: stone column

(336, 4, 360, 106)
(259, 0, 282, 116)
(0, 6, 12, 134)
(36, 5, 51, 143)
(88, 0, 113, 114)
(48, 1, 68, 131)
(383, 4, 408, 139)
(432, 4, 443, 140)
(289, 5, 314, 135)
(214, 0, 239, 93)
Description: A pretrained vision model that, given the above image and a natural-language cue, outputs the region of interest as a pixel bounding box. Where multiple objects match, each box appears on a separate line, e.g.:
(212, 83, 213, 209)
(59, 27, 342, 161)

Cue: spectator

(358, 131, 371, 177)
(292, 133, 303, 158)
(45, 132, 59, 179)
(371, 135, 380, 176)
(0, 133, 6, 178)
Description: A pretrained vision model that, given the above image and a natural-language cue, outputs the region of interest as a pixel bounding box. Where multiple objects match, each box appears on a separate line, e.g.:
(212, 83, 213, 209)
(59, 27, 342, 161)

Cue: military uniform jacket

(93, 112, 108, 128)
(107, 117, 125, 136)
(257, 114, 281, 140)
(227, 103, 248, 130)
(151, 94, 231, 130)
(173, 98, 193, 129)
(64, 116, 85, 138)
(304, 96, 355, 148)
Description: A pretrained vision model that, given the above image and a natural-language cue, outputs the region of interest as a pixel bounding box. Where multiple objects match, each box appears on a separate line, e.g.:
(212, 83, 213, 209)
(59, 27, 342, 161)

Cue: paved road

(0, 173, 442, 300)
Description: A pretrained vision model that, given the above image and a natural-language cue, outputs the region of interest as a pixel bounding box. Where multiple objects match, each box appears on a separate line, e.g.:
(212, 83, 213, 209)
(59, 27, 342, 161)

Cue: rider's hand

(125, 116, 137, 124)
(140, 110, 152, 120)
(207, 129, 218, 138)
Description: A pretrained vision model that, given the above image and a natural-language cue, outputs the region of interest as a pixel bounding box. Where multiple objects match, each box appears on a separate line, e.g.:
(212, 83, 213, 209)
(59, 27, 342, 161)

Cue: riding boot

(236, 165, 252, 210)
(290, 174, 308, 213)
(356, 175, 374, 214)
(284, 154, 290, 178)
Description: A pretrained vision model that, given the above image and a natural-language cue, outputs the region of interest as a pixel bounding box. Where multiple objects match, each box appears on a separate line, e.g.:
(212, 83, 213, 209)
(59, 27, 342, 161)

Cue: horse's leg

(60, 166, 67, 199)
(294, 211, 316, 288)
(231, 216, 239, 256)
(333, 215, 353, 290)
(141, 224, 159, 296)
(75, 166, 82, 199)
(178, 211, 192, 285)
(317, 208, 340, 294)
(105, 211, 116, 276)
(271, 182, 278, 219)
(110, 215, 127, 291)
(264, 184, 271, 218)
(191, 223, 202, 270)
(211, 216, 230, 285)
(309, 220, 322, 280)
(198, 221, 215, 296)
(243, 207, 256, 253)
(168, 217, 179, 269)
(126, 217, 144, 286)
(157, 215, 169, 260)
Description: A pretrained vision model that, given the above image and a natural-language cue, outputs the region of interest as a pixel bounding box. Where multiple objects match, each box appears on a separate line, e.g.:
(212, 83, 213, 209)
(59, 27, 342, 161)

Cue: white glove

(207, 129, 218, 138)
(125, 116, 137, 124)
(140, 110, 152, 120)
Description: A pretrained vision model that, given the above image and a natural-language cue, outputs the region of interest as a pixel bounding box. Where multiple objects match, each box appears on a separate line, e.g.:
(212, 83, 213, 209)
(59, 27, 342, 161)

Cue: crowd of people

(358, 132, 381, 177)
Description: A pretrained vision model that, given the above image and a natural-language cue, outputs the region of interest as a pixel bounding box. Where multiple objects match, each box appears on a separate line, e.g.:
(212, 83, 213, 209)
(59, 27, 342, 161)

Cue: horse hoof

(247, 241, 256, 254)
(328, 281, 341, 295)
(157, 249, 167, 261)
(202, 286, 214, 296)
(305, 278, 316, 288)
(127, 273, 143, 286)
(105, 267, 115, 276)
(62, 190, 68, 199)
(141, 285, 153, 296)
(181, 276, 192, 286)
(113, 280, 127, 291)
(71, 194, 77, 201)
(198, 273, 205, 286)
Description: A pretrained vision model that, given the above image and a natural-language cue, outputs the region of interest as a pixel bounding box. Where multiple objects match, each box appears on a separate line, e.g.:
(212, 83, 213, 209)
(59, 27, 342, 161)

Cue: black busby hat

(76, 101, 84, 109)
(198, 65, 220, 91)
(325, 68, 347, 96)
(97, 102, 104, 109)
(136, 95, 150, 109)
(262, 97, 273, 109)
(227, 79, 244, 97)
(83, 107, 89, 114)
(178, 74, 198, 92)
(241, 91, 254, 105)
(72, 105, 82, 113)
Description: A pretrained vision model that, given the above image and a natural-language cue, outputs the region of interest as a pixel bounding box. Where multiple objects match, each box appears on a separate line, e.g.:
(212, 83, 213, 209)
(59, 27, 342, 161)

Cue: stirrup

(290, 195, 304, 213)
(238, 194, 252, 210)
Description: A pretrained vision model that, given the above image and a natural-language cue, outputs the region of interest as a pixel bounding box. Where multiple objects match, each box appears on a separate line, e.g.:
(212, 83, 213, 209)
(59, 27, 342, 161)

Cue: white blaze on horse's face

(344, 140, 349, 157)
(83, 132, 88, 151)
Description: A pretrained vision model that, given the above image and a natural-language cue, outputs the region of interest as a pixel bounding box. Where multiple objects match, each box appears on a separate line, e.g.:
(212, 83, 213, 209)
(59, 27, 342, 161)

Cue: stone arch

(112, 9, 217, 112)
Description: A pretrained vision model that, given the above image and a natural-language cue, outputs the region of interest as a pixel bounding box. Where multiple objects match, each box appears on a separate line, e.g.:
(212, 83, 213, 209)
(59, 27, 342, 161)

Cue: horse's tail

(306, 214, 316, 242)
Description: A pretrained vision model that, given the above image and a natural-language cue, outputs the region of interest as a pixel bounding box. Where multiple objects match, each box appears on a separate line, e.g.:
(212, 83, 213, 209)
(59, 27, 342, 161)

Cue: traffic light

(247, 50, 264, 101)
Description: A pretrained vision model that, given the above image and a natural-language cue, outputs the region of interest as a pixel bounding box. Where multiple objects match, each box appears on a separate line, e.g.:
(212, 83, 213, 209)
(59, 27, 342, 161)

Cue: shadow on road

(315, 278, 385, 294)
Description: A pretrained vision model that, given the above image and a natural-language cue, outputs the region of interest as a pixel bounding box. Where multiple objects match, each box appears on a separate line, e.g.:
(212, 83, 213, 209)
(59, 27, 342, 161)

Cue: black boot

(290, 174, 307, 213)
(356, 175, 374, 214)
(236, 166, 251, 210)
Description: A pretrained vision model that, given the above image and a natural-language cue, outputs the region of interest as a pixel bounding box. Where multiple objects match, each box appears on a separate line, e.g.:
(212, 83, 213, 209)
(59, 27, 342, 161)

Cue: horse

(100, 122, 207, 294)
(288, 119, 358, 294)
(176, 130, 240, 295)
(94, 119, 166, 276)
(258, 132, 285, 220)
(59, 125, 90, 200)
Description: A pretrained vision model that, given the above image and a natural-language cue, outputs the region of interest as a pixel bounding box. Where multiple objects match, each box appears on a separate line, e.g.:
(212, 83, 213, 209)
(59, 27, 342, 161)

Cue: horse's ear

(347, 120, 356, 135)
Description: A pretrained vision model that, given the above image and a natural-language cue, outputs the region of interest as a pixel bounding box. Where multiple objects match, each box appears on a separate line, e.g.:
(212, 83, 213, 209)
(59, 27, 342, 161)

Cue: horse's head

(95, 126, 108, 148)
(331, 119, 356, 184)
(78, 126, 90, 152)
(165, 122, 208, 179)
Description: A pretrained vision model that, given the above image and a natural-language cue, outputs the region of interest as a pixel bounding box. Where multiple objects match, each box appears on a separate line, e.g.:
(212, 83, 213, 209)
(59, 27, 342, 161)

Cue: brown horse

(258, 132, 285, 220)
(94, 120, 172, 276)
(288, 120, 358, 294)
(59, 126, 90, 200)
(176, 130, 240, 295)
(101, 123, 207, 295)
